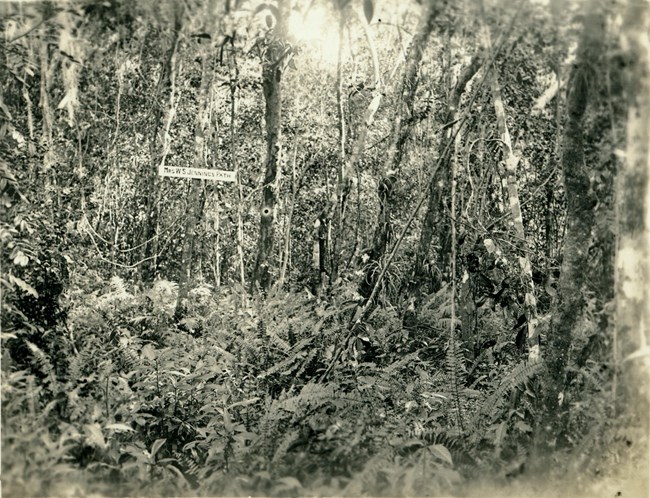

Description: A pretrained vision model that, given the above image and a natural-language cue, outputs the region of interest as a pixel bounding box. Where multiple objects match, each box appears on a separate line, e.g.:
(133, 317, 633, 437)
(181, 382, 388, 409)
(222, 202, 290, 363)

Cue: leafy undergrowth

(2, 277, 646, 497)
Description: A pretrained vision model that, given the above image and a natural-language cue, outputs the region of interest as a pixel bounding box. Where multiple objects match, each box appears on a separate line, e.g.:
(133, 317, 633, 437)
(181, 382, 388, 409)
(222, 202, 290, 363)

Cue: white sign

(159, 165, 236, 182)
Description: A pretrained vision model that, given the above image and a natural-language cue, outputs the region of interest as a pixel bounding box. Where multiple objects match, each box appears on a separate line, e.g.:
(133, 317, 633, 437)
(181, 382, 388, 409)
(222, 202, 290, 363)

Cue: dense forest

(1, 0, 649, 496)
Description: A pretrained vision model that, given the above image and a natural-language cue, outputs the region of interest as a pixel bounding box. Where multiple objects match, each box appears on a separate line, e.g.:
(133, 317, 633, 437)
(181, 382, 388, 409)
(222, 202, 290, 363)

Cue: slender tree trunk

(616, 0, 650, 415)
(324, 9, 347, 289)
(359, 173, 397, 299)
(223, 40, 246, 286)
(538, 11, 603, 451)
(252, 0, 288, 292)
(278, 142, 298, 287)
(214, 201, 221, 287)
(140, 12, 182, 283)
(359, 1, 440, 300)
(22, 42, 36, 181)
(336, 12, 347, 171)
(448, 108, 464, 432)
(489, 69, 540, 359)
(38, 32, 55, 222)
(176, 4, 217, 314)
(228, 40, 246, 287)
(328, 7, 385, 286)
(415, 53, 481, 290)
(544, 180, 554, 262)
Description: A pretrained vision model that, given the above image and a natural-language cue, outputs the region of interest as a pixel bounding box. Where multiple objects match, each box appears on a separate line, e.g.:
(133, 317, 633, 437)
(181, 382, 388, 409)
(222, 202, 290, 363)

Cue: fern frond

(418, 430, 462, 451)
(382, 351, 420, 374)
(256, 320, 266, 340)
(26, 341, 57, 388)
(259, 350, 306, 379)
(421, 284, 452, 311)
(149, 279, 178, 315)
(118, 344, 141, 373)
(108, 276, 127, 295)
(67, 348, 86, 381)
(65, 333, 104, 383)
(288, 335, 314, 353)
(272, 428, 300, 463)
(188, 284, 212, 302)
(277, 382, 334, 414)
(446, 339, 466, 433)
(259, 381, 335, 422)
(479, 359, 542, 422)
(494, 420, 507, 452)
(267, 331, 290, 353)
(239, 338, 263, 366)
(293, 349, 318, 380)
(175, 450, 200, 478)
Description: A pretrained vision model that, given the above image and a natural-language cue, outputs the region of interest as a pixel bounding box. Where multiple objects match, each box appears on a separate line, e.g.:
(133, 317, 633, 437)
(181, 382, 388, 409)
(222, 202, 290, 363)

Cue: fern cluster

(3, 275, 553, 496)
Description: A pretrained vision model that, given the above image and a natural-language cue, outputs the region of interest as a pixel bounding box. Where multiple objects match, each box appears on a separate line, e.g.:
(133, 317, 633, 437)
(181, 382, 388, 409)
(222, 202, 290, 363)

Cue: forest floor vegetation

(2, 277, 647, 497)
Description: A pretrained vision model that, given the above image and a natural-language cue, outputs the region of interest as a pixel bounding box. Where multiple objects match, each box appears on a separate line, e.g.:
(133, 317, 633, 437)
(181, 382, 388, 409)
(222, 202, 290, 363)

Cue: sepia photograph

(1, 0, 648, 496)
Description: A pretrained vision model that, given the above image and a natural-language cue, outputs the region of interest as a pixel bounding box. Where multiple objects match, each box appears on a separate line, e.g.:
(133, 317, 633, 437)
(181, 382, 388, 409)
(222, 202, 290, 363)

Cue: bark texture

(140, 8, 182, 283)
(539, 12, 603, 450)
(489, 70, 540, 360)
(252, 0, 288, 291)
(616, 0, 650, 415)
(176, 1, 217, 313)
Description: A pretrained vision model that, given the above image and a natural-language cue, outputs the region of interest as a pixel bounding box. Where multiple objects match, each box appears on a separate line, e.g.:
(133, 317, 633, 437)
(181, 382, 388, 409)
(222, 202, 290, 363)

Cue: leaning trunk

(415, 54, 481, 291)
(489, 67, 540, 359)
(359, 1, 439, 299)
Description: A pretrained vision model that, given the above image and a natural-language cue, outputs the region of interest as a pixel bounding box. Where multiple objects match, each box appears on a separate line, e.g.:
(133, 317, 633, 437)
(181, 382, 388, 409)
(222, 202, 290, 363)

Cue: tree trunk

(140, 11, 182, 283)
(278, 142, 298, 287)
(38, 32, 56, 222)
(616, 0, 650, 416)
(328, 6, 384, 286)
(176, 3, 217, 314)
(224, 39, 246, 287)
(538, 11, 603, 451)
(325, 9, 347, 288)
(488, 68, 540, 359)
(252, 0, 288, 292)
(415, 53, 481, 291)
(358, 1, 440, 300)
